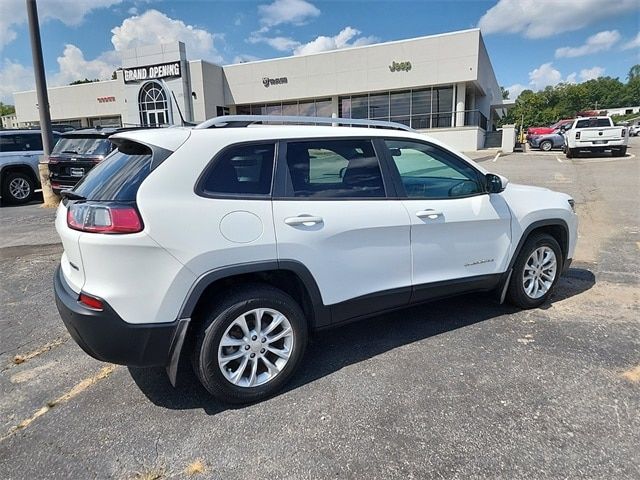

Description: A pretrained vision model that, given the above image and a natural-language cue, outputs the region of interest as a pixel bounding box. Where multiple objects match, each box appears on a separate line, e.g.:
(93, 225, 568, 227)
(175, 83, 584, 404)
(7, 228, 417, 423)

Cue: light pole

(25, 0, 59, 206)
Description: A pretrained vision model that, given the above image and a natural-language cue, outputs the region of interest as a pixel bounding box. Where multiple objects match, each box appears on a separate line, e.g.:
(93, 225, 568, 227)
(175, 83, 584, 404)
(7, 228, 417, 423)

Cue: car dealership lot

(1, 139, 638, 479)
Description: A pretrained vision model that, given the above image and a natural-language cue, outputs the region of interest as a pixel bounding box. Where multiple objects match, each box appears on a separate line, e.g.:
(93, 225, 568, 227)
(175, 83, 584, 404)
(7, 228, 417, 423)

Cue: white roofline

(219, 28, 481, 68)
(14, 78, 119, 96)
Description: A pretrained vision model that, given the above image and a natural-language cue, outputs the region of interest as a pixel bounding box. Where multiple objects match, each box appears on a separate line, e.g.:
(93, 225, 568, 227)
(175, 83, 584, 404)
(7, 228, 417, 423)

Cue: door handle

(284, 215, 324, 226)
(416, 209, 443, 219)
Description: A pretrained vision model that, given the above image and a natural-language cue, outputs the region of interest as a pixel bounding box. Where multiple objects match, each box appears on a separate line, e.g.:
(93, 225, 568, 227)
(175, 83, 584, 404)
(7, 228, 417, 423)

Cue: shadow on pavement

(129, 267, 595, 414)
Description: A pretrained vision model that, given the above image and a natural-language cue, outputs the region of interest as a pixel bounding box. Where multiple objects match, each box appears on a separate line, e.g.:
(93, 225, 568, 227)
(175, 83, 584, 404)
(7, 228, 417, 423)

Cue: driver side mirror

(560, 125, 567, 132)
(486, 173, 508, 193)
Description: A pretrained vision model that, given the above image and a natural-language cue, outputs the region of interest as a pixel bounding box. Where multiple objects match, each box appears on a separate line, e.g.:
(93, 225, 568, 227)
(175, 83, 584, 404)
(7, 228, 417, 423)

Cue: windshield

(52, 137, 112, 156)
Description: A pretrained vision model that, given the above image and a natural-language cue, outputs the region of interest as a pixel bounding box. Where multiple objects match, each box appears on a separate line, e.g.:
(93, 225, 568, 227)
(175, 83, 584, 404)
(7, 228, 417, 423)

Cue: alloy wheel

(522, 246, 557, 299)
(217, 308, 294, 388)
(9, 177, 31, 200)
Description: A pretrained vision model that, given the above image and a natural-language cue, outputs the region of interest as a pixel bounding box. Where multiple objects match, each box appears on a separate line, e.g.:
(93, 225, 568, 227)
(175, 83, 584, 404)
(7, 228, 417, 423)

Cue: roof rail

(194, 115, 415, 132)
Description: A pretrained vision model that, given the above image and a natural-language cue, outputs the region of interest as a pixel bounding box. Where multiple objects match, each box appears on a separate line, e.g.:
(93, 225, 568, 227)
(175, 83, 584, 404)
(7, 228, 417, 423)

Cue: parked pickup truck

(563, 116, 628, 158)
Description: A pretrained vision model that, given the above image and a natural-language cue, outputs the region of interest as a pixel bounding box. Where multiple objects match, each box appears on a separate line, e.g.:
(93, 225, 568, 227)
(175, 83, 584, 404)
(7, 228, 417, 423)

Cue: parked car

(528, 129, 565, 151)
(0, 130, 60, 204)
(563, 116, 628, 158)
(628, 125, 639, 137)
(54, 116, 578, 404)
(49, 127, 121, 194)
(527, 119, 574, 139)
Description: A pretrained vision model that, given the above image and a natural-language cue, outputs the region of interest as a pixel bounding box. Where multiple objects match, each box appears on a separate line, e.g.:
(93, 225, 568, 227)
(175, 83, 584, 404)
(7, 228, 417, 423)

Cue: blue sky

(0, 0, 639, 103)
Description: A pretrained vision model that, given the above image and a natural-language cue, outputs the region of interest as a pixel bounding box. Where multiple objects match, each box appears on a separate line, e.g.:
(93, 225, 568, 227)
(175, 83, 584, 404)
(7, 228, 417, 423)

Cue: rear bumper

(54, 265, 178, 367)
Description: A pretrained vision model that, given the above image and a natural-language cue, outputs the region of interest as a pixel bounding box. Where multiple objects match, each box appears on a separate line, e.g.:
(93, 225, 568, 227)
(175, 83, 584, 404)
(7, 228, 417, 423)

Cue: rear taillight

(575, 132, 581, 140)
(79, 292, 104, 310)
(622, 128, 626, 137)
(67, 202, 143, 234)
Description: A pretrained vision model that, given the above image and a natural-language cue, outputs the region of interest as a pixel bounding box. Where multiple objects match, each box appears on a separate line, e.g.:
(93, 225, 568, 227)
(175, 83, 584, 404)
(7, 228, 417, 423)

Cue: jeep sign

(389, 61, 412, 72)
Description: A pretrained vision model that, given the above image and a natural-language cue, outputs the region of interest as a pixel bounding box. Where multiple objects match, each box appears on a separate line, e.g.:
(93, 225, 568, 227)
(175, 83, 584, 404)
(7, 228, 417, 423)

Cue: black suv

(49, 127, 136, 194)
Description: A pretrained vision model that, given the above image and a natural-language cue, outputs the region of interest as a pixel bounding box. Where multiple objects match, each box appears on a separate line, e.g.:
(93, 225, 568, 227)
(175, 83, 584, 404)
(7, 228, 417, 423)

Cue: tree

(499, 68, 639, 128)
(0, 102, 15, 116)
(69, 78, 99, 85)
(500, 86, 510, 100)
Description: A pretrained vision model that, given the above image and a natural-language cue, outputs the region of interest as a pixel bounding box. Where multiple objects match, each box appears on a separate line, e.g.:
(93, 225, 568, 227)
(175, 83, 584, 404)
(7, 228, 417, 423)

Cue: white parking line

(572, 153, 636, 164)
(492, 151, 501, 162)
(555, 155, 563, 163)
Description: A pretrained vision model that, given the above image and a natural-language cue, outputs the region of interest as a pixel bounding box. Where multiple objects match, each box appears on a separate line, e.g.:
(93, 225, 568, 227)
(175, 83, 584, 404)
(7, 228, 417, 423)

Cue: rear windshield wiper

(60, 190, 86, 201)
(60, 150, 79, 154)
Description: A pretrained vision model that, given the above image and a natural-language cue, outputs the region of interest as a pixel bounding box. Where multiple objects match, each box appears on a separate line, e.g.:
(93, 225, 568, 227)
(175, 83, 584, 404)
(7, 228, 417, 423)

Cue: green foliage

(501, 67, 640, 128)
(628, 65, 640, 81)
(69, 78, 100, 85)
(0, 102, 16, 116)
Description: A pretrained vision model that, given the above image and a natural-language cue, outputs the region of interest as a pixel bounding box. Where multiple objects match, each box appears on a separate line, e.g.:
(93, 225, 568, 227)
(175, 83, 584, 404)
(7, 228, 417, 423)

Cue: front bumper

(54, 265, 179, 367)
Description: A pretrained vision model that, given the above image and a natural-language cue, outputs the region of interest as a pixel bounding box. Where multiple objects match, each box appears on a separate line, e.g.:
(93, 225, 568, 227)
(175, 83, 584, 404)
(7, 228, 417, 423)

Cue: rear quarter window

(72, 141, 168, 201)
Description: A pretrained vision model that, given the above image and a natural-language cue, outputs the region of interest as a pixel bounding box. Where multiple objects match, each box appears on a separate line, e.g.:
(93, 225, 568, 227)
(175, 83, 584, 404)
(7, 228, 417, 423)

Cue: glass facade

(234, 85, 458, 129)
(235, 98, 332, 118)
(340, 86, 454, 129)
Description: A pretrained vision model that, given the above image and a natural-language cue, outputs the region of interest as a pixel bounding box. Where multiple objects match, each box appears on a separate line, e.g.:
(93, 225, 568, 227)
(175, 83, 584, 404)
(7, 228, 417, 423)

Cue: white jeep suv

(54, 116, 578, 403)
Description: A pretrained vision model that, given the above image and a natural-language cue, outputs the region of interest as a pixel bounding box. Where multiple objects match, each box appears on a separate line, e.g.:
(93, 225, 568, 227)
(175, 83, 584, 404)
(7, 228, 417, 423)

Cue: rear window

(72, 142, 155, 201)
(575, 118, 612, 128)
(53, 137, 112, 156)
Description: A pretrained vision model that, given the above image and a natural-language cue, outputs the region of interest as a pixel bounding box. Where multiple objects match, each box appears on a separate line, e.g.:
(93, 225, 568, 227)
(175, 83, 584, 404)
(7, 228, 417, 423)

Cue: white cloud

(232, 54, 261, 64)
(555, 30, 620, 58)
(258, 0, 320, 28)
(478, 0, 638, 38)
(111, 9, 222, 62)
(579, 66, 605, 81)
(507, 63, 606, 99)
(505, 84, 527, 99)
(293, 27, 377, 55)
(248, 34, 300, 51)
(0, 59, 34, 103)
(529, 62, 563, 90)
(51, 44, 117, 86)
(622, 32, 640, 50)
(249, 26, 377, 56)
(0, 0, 124, 50)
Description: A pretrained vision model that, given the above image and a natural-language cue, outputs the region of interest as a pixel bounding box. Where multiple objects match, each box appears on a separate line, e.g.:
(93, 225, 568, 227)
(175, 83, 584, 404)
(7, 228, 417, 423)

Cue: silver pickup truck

(563, 116, 628, 158)
(0, 130, 59, 205)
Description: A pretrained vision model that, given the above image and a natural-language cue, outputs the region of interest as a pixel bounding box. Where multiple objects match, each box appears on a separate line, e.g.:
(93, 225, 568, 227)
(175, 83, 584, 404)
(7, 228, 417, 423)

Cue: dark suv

(49, 127, 129, 194)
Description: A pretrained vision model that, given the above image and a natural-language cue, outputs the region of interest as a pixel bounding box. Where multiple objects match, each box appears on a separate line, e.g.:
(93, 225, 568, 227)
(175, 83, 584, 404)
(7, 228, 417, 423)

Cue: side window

(385, 139, 484, 199)
(23, 134, 43, 151)
(0, 135, 17, 152)
(200, 143, 275, 196)
(284, 139, 385, 198)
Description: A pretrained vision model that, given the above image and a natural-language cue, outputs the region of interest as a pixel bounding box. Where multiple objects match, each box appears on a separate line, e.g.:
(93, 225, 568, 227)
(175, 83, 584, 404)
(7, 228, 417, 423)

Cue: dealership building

(13, 28, 505, 151)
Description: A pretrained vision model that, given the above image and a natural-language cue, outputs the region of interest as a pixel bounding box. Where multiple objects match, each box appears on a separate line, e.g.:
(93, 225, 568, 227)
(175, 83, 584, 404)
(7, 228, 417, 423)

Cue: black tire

(1, 171, 35, 205)
(612, 146, 627, 157)
(191, 284, 308, 404)
(565, 148, 577, 159)
(506, 233, 563, 309)
(540, 140, 553, 152)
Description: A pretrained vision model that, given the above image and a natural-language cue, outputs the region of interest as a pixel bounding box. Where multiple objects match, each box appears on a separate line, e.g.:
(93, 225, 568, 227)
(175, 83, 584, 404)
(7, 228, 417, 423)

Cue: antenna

(170, 90, 188, 126)
(160, 78, 195, 126)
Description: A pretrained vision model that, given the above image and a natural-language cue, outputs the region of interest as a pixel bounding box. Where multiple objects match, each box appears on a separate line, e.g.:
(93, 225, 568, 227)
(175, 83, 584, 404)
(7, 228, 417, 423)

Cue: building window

(138, 81, 169, 126)
(339, 86, 455, 129)
(234, 98, 333, 121)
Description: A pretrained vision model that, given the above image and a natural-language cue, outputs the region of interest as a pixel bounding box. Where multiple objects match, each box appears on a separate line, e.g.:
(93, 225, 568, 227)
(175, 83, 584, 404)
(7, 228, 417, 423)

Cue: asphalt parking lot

(1, 138, 638, 479)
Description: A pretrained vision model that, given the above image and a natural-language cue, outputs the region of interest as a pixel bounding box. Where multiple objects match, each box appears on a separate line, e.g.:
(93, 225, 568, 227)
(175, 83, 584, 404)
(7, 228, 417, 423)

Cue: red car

(527, 119, 574, 139)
